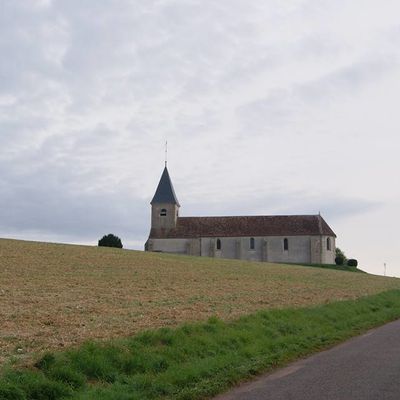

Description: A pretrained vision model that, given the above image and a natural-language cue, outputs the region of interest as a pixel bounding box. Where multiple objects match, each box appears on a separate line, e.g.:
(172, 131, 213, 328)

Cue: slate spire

(151, 167, 180, 206)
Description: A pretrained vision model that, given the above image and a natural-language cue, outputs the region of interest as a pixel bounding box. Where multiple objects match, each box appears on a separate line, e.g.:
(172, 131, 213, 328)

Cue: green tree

(98, 234, 123, 249)
(335, 247, 347, 266)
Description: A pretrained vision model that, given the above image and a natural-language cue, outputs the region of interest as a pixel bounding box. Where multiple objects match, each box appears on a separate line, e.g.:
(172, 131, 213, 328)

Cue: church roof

(149, 214, 336, 238)
(151, 167, 180, 206)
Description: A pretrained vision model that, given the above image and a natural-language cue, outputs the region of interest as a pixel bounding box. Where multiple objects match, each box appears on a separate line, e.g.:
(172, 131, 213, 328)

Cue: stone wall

(151, 202, 179, 231)
(148, 235, 336, 264)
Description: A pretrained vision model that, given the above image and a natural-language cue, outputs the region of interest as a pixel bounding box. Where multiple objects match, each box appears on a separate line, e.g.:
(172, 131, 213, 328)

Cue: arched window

(250, 237, 255, 250)
(327, 237, 331, 251)
(216, 239, 221, 250)
(283, 238, 289, 251)
(160, 208, 167, 216)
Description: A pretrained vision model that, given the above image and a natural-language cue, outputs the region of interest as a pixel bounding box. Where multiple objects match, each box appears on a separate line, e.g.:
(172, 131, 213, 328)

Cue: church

(145, 166, 336, 265)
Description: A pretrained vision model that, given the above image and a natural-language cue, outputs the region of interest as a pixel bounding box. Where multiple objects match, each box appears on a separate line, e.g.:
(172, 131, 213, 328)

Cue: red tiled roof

(149, 215, 336, 239)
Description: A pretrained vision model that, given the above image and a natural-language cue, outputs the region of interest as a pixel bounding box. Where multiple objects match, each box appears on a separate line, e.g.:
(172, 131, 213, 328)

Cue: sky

(0, 0, 399, 276)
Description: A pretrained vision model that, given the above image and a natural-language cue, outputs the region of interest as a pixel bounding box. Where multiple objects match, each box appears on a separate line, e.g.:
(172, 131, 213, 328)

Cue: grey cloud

(0, 169, 148, 243)
(237, 55, 399, 135)
(297, 57, 399, 103)
(184, 190, 380, 223)
(0, 1, 66, 93)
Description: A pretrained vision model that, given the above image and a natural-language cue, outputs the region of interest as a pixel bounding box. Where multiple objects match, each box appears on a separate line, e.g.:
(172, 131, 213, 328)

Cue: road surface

(214, 319, 400, 400)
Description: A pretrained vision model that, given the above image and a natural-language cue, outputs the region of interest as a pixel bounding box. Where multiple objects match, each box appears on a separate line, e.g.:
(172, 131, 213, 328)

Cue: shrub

(347, 259, 358, 267)
(98, 234, 123, 249)
(335, 247, 347, 265)
(335, 255, 345, 266)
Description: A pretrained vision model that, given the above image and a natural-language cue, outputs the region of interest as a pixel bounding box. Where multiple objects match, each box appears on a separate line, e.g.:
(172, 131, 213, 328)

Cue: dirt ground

(1, 238, 399, 365)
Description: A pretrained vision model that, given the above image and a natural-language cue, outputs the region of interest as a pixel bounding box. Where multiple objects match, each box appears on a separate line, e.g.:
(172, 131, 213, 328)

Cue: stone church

(145, 166, 336, 264)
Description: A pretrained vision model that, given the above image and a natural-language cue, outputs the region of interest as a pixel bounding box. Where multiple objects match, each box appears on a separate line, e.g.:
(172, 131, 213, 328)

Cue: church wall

(321, 235, 336, 264)
(310, 236, 322, 264)
(310, 236, 336, 264)
(149, 238, 189, 254)
(148, 235, 335, 264)
(198, 235, 313, 263)
(189, 238, 201, 256)
(265, 236, 311, 264)
(201, 238, 213, 257)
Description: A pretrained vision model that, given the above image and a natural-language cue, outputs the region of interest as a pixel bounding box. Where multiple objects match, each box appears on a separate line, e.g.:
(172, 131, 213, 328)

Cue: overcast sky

(1, 0, 399, 276)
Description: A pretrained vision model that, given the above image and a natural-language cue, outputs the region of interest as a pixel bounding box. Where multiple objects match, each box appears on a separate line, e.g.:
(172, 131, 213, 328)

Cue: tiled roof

(149, 215, 336, 239)
(151, 167, 180, 206)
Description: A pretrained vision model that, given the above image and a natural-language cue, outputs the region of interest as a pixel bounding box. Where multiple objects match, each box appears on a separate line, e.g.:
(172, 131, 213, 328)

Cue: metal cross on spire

(165, 140, 168, 167)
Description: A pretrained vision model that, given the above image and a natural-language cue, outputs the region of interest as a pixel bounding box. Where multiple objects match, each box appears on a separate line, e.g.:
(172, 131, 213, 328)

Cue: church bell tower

(150, 166, 180, 232)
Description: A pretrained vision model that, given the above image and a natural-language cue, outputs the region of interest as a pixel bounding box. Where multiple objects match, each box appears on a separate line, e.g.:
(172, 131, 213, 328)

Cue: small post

(384, 262, 387, 277)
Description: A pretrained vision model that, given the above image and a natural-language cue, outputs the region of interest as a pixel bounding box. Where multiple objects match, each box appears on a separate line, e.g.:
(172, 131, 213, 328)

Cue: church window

(250, 237, 255, 250)
(283, 238, 289, 251)
(216, 239, 221, 250)
(327, 237, 331, 251)
(160, 208, 167, 216)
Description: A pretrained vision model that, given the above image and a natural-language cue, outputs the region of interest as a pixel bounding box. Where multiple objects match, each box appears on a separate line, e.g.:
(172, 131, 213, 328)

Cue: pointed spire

(151, 167, 180, 206)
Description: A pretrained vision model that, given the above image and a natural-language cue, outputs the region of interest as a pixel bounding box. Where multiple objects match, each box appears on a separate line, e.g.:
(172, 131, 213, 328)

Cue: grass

(288, 262, 365, 273)
(1, 238, 400, 367)
(1, 290, 400, 399)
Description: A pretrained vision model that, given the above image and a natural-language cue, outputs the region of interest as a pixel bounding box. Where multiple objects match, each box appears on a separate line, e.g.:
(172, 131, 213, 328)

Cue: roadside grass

(1, 238, 400, 366)
(287, 263, 365, 273)
(1, 290, 400, 400)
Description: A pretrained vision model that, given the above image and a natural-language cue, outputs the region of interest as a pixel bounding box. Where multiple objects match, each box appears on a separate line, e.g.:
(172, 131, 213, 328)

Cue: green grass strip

(290, 262, 365, 273)
(2, 290, 400, 400)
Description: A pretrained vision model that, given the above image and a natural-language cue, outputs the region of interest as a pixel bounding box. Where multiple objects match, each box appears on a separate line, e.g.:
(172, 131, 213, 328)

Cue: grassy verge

(293, 262, 365, 273)
(1, 290, 400, 400)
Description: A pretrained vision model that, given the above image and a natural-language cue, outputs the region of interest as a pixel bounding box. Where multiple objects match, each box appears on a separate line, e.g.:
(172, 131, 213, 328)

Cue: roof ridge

(178, 214, 320, 219)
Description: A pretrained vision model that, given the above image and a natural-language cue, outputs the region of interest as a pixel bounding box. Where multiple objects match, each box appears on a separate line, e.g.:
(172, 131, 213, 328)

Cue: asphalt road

(214, 319, 400, 400)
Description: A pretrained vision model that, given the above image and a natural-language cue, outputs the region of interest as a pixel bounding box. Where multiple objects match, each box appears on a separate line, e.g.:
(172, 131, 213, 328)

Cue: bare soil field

(1, 238, 399, 366)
